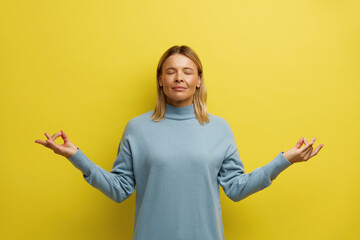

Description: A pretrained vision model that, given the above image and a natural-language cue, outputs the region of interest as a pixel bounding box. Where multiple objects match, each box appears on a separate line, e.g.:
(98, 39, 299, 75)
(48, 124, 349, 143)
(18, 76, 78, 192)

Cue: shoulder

(128, 110, 154, 124)
(207, 112, 233, 134)
(123, 109, 155, 133)
(208, 112, 231, 126)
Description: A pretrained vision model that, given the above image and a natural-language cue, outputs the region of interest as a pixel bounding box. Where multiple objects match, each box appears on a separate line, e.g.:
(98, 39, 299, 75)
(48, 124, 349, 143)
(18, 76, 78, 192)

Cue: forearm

(223, 152, 292, 202)
(67, 148, 135, 203)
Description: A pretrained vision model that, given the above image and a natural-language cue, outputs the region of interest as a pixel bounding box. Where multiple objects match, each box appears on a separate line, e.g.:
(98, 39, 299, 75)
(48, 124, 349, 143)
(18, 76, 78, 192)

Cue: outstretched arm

(35, 127, 136, 203)
(66, 141, 135, 203)
(218, 137, 324, 202)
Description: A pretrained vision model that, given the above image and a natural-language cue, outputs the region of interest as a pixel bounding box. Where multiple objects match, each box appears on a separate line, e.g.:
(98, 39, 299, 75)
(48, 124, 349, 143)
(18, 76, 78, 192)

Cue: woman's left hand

(282, 137, 324, 164)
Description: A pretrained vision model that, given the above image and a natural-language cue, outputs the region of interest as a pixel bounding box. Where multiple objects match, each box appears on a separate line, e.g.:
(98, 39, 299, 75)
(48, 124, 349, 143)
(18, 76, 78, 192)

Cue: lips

(172, 86, 186, 91)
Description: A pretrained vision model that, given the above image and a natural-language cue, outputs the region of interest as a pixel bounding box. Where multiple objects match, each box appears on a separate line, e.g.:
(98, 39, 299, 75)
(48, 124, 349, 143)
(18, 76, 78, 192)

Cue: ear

(196, 75, 202, 88)
(158, 77, 162, 87)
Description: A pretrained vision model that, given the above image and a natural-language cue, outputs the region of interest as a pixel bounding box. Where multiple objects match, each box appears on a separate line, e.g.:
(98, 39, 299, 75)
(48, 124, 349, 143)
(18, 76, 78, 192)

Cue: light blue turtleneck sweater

(67, 103, 293, 240)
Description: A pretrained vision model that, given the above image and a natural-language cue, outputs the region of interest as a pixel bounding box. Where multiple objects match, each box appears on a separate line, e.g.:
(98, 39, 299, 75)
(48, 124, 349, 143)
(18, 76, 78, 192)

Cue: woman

(35, 45, 324, 240)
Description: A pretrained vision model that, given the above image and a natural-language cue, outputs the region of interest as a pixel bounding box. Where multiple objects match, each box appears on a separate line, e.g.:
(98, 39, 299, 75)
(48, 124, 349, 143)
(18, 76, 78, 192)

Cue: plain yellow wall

(1, 0, 359, 239)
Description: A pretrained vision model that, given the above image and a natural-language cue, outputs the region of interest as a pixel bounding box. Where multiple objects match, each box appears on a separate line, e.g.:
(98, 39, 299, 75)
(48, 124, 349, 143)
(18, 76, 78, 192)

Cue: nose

(175, 72, 184, 83)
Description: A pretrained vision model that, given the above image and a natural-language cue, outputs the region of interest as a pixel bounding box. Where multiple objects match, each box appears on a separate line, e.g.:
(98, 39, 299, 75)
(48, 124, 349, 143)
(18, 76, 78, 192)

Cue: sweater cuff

(66, 148, 97, 176)
(262, 151, 293, 181)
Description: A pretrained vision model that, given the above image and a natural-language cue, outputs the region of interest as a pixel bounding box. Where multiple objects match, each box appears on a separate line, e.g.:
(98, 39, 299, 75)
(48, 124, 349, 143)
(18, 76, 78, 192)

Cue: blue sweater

(67, 103, 293, 240)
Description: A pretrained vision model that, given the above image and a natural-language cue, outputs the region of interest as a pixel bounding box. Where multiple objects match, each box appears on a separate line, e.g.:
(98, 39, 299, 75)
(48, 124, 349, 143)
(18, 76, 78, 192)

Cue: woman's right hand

(35, 130, 78, 158)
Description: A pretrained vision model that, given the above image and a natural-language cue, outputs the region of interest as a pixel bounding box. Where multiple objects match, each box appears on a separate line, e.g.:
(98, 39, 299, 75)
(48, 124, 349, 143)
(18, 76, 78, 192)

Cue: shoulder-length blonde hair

(150, 45, 210, 124)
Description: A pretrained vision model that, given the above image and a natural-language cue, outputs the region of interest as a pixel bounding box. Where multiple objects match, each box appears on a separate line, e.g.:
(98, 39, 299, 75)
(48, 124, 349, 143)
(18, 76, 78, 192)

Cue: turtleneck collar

(165, 103, 196, 120)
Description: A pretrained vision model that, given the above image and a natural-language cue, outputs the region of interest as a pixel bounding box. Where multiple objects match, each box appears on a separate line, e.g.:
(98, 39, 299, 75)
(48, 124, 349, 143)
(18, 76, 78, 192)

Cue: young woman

(35, 45, 324, 240)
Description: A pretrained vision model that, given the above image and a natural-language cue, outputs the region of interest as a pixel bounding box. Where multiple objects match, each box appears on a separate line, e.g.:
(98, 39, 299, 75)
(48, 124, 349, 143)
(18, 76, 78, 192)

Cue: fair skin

(35, 130, 78, 158)
(159, 54, 201, 107)
(35, 53, 324, 162)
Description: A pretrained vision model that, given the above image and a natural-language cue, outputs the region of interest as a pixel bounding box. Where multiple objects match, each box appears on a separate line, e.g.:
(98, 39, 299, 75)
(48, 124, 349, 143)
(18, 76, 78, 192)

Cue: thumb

(295, 137, 304, 149)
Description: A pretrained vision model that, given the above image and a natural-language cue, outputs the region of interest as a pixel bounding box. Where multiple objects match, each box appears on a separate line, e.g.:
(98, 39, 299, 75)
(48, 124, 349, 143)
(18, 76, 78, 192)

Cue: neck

(165, 98, 193, 108)
(164, 103, 196, 120)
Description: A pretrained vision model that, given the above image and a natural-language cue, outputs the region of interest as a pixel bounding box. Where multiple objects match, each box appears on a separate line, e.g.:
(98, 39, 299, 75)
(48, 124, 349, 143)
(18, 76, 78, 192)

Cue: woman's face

(159, 54, 201, 107)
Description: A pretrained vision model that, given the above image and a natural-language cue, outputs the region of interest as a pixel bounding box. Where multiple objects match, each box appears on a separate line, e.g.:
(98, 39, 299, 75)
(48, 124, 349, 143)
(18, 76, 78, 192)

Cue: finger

(300, 137, 316, 153)
(295, 137, 305, 149)
(309, 144, 324, 158)
(35, 139, 49, 147)
(304, 146, 313, 160)
(46, 138, 61, 151)
(35, 140, 52, 149)
(304, 137, 316, 145)
(300, 144, 312, 157)
(45, 132, 51, 139)
(60, 130, 70, 143)
(302, 137, 311, 151)
(51, 132, 61, 140)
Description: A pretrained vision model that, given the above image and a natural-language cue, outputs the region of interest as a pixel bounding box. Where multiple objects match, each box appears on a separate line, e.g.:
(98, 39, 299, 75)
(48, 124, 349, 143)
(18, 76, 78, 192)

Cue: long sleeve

(66, 123, 135, 203)
(217, 122, 293, 202)
(217, 148, 292, 202)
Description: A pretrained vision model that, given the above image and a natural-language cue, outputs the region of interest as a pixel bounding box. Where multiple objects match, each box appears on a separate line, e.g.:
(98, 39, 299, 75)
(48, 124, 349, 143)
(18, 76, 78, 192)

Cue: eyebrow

(165, 67, 194, 71)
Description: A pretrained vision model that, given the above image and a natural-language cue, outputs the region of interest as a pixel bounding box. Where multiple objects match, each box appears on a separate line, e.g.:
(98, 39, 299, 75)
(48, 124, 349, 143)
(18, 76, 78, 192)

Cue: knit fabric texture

(67, 103, 293, 240)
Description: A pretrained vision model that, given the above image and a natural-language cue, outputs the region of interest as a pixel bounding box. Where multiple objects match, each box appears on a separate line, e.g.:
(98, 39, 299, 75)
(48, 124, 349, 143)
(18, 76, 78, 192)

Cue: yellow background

(1, 0, 359, 239)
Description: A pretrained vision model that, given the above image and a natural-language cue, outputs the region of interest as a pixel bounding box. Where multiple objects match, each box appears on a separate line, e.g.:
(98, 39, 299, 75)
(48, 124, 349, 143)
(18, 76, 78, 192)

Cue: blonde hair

(151, 45, 210, 124)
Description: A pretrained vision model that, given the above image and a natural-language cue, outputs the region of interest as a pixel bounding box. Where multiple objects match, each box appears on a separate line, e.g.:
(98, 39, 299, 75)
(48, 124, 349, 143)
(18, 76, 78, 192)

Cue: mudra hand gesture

(35, 130, 78, 158)
(283, 137, 324, 164)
